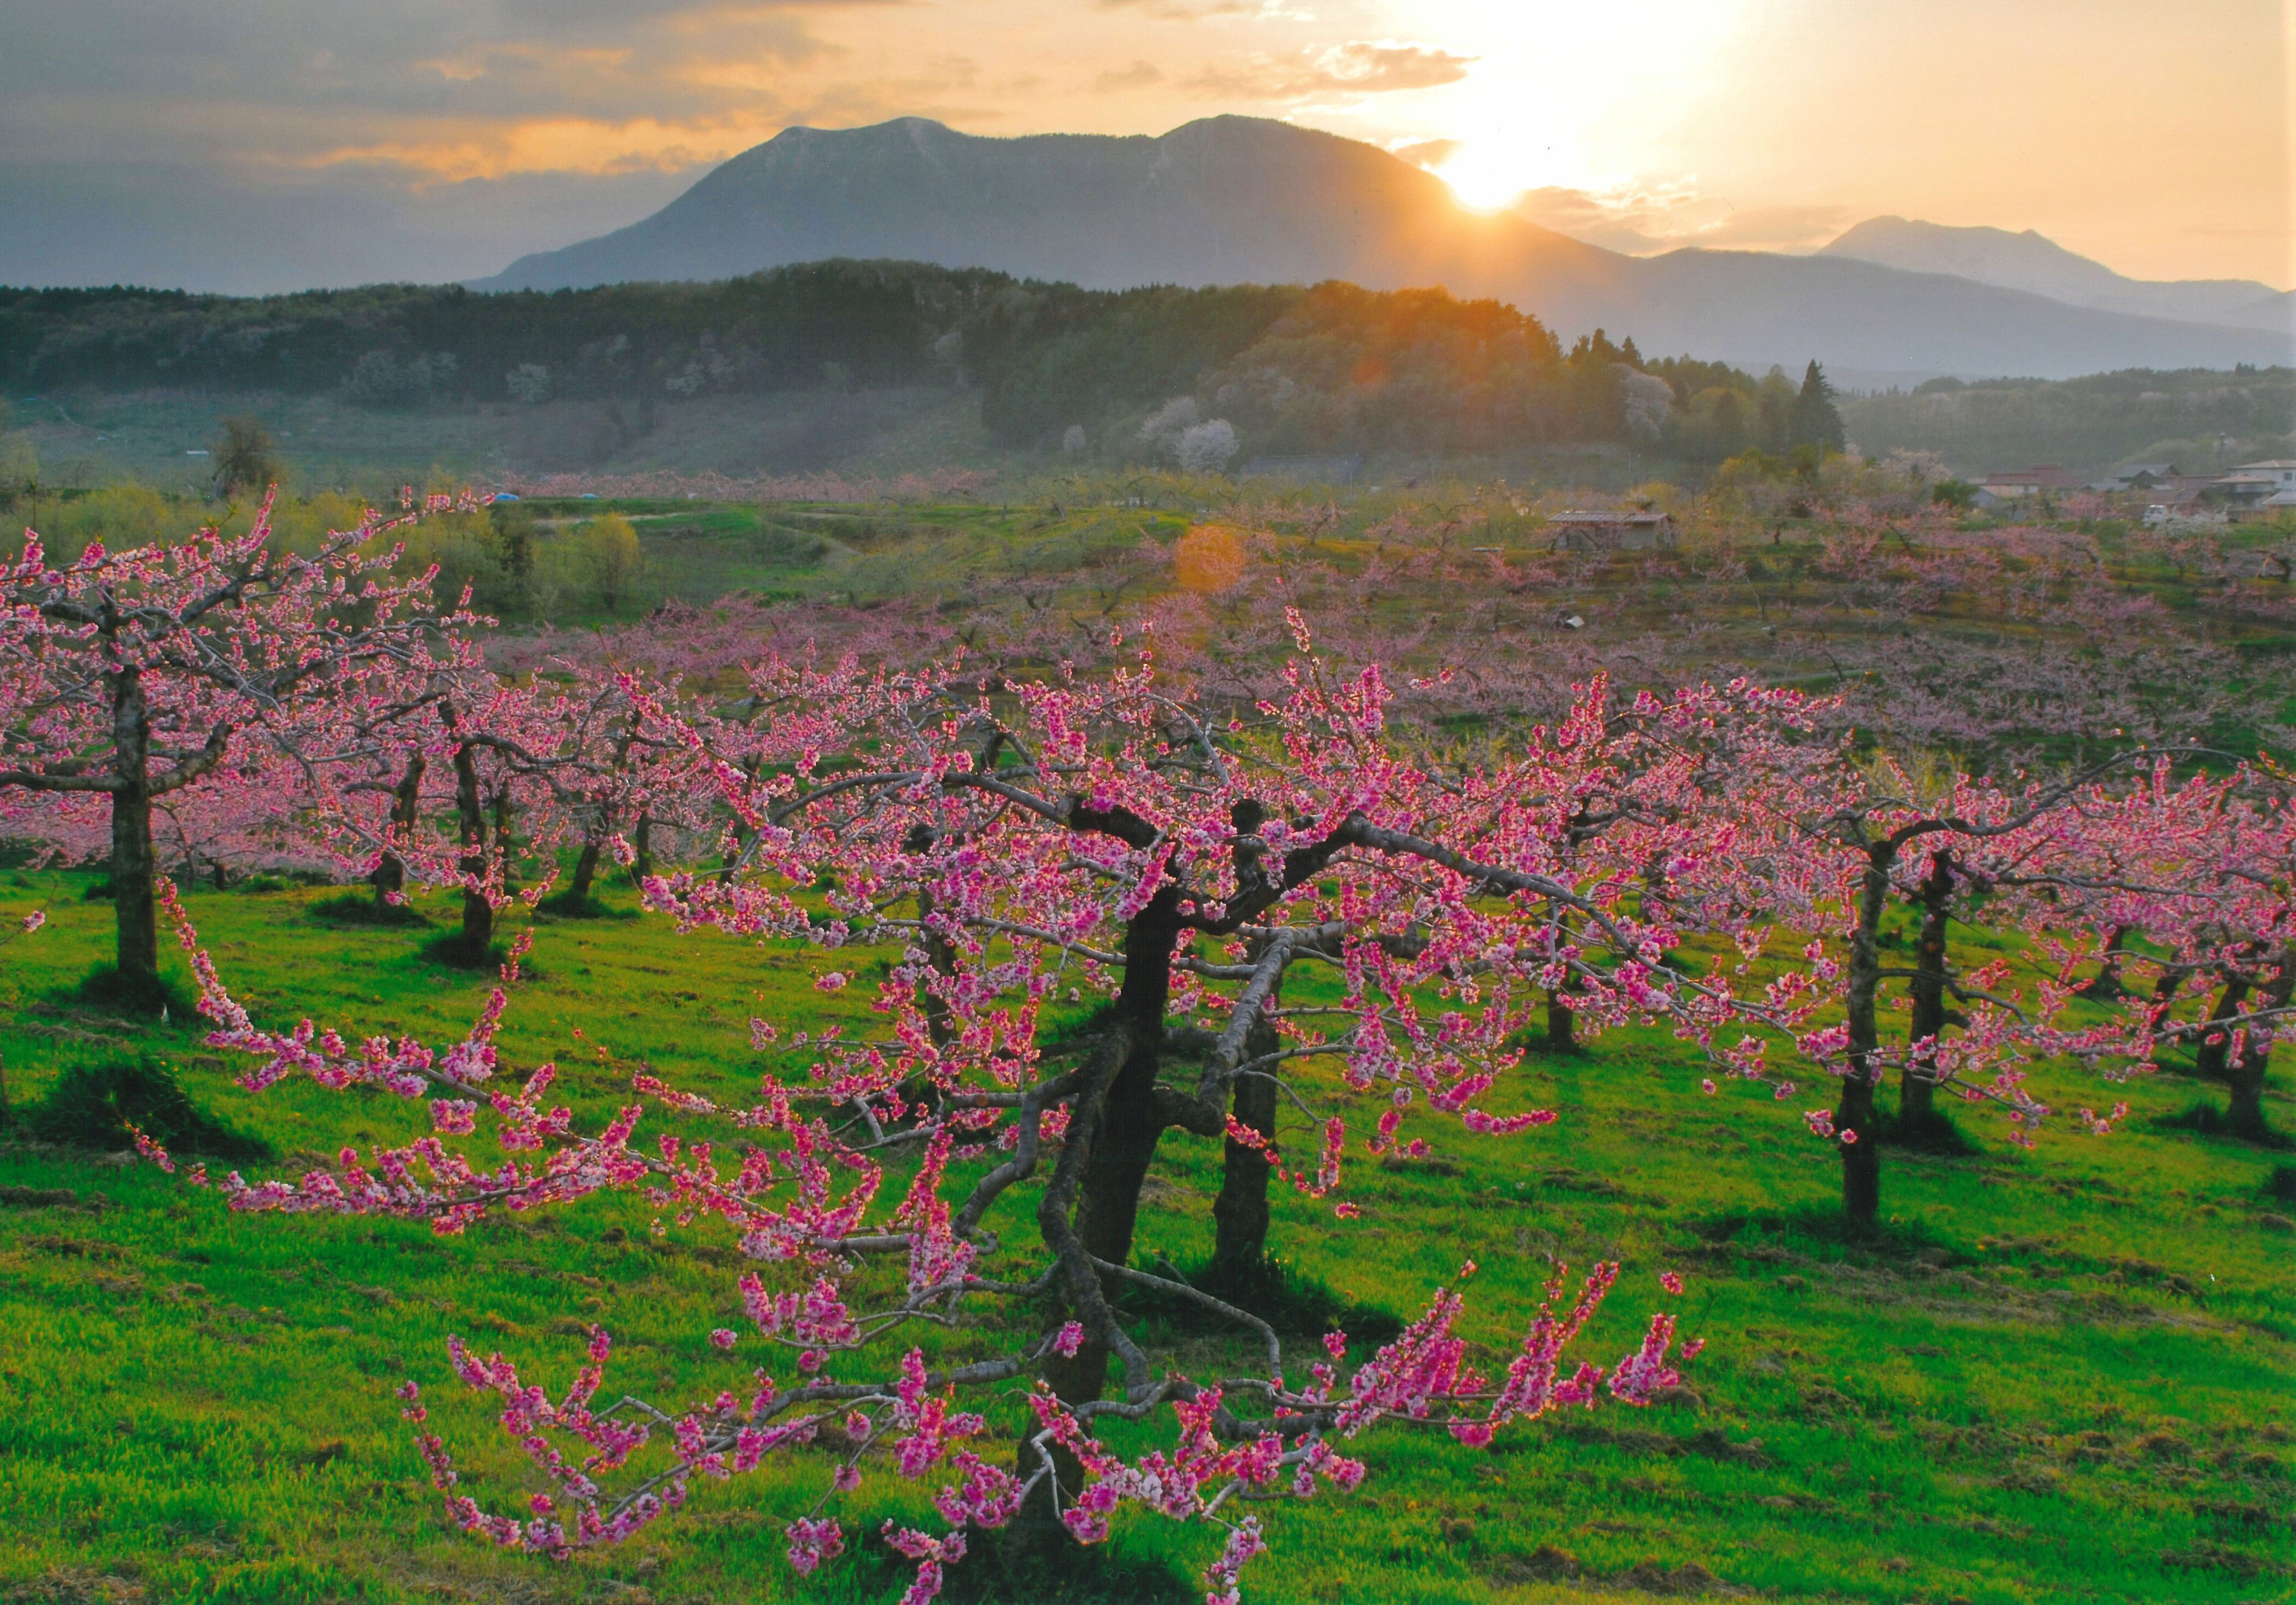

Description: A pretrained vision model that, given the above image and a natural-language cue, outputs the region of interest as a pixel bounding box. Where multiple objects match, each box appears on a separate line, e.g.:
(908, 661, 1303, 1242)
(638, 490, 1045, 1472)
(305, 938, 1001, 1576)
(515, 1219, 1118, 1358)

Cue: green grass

(2, 868, 2293, 1603)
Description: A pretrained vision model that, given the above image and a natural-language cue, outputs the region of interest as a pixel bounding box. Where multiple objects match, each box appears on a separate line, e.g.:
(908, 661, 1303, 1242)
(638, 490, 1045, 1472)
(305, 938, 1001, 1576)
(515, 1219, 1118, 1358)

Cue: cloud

(1684, 203, 1852, 252)
(1391, 137, 1461, 170)
(1095, 0, 1254, 15)
(1190, 40, 1475, 103)
(1312, 42, 1476, 94)
(1095, 60, 1164, 92)
(0, 158, 705, 292)
(1513, 182, 1848, 257)
(0, 0, 869, 182)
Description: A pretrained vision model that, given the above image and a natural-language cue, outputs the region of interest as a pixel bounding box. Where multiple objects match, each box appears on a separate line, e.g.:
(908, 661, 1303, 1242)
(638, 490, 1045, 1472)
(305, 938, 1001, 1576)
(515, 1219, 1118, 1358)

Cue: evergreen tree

(1787, 359, 1846, 453)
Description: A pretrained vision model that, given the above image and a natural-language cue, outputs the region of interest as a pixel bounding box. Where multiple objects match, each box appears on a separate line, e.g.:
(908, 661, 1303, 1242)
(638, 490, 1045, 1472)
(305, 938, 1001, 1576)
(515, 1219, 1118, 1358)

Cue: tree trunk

(491, 785, 517, 895)
(1012, 891, 1183, 1564)
(2193, 976, 2250, 1087)
(631, 812, 654, 883)
(451, 736, 492, 952)
(1839, 847, 1892, 1223)
(569, 841, 600, 903)
(2075, 925, 2133, 1001)
(372, 754, 425, 906)
(1041, 889, 1183, 1411)
(914, 878, 959, 1053)
(1211, 952, 1281, 1275)
(2228, 1038, 2271, 1140)
(110, 785, 159, 984)
(1902, 850, 1953, 1125)
(1546, 988, 1576, 1051)
(108, 661, 160, 985)
(2225, 951, 2289, 1142)
(1836, 1072, 1880, 1221)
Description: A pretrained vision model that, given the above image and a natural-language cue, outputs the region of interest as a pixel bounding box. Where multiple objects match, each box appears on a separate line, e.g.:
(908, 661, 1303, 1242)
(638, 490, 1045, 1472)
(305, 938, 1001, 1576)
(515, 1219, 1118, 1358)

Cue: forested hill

(0, 262, 1737, 454)
(1840, 368, 2296, 477)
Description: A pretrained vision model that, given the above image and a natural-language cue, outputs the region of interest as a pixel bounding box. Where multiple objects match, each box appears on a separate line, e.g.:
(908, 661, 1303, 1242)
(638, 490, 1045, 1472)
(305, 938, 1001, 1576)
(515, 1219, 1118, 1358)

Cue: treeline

(0, 261, 1818, 460)
(1840, 366, 2296, 476)
(0, 262, 1002, 403)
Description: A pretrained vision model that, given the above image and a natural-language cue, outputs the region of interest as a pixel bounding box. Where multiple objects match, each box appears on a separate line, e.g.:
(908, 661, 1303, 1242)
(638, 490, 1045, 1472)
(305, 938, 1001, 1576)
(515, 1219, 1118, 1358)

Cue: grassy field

(8, 389, 999, 495)
(2, 864, 2293, 1605)
(5, 389, 1672, 503)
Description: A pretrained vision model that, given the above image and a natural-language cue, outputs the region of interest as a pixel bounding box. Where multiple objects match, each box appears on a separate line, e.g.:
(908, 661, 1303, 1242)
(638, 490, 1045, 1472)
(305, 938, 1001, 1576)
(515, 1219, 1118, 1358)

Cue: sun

(1433, 143, 1531, 212)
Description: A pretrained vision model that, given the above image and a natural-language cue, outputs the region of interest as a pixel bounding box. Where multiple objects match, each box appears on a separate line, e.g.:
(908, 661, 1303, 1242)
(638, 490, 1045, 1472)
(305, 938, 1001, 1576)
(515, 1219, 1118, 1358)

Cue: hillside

(0, 269, 1673, 469)
(1840, 367, 2296, 479)
(479, 116, 2295, 381)
(1821, 217, 2293, 334)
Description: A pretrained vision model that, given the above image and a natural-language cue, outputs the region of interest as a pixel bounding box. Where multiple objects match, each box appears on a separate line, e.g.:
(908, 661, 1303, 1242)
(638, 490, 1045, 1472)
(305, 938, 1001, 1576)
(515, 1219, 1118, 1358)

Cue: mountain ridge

(1818, 215, 2292, 334)
(479, 116, 2295, 382)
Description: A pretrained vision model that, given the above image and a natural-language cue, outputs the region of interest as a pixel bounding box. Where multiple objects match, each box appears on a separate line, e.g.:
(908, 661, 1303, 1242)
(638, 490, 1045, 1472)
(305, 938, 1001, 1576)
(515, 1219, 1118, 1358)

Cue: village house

(2085, 462, 2180, 492)
(2210, 471, 2287, 511)
(2227, 487, 2296, 525)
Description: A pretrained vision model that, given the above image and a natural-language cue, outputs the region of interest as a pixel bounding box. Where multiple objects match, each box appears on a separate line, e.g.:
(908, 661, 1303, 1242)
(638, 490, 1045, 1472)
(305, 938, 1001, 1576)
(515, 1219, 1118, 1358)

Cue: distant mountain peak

(472, 118, 2294, 381)
(1819, 216, 2289, 332)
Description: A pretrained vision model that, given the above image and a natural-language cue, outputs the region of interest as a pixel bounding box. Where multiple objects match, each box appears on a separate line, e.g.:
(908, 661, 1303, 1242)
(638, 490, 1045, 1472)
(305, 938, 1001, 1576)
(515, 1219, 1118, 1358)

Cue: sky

(0, 0, 2286, 294)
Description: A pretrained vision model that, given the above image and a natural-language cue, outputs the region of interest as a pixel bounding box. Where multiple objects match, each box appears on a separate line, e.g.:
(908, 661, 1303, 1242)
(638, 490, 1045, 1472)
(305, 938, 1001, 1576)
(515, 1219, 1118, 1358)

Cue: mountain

(480, 117, 2295, 381)
(481, 116, 1620, 302)
(1819, 216, 2293, 334)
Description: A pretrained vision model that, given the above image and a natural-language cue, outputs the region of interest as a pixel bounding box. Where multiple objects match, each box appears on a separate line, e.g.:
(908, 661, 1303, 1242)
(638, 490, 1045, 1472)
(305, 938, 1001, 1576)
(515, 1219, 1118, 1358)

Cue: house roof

(2236, 461, 2296, 471)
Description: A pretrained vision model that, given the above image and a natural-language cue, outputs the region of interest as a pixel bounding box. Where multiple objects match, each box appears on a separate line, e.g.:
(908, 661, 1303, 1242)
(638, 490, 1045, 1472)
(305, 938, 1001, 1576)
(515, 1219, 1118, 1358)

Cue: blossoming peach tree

(137, 623, 2176, 1601)
(0, 487, 481, 991)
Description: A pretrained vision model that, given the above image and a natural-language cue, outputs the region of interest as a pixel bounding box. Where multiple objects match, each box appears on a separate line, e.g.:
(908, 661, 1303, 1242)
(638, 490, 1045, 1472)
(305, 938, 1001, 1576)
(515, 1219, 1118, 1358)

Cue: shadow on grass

(2267, 1165, 2296, 1204)
(1689, 1203, 1966, 1264)
(1116, 1249, 1405, 1349)
(417, 931, 516, 972)
(1876, 1107, 1977, 1155)
(533, 890, 636, 921)
(901, 1524, 1195, 1604)
(68, 965, 198, 1021)
(2153, 1101, 2292, 1151)
(24, 1057, 272, 1163)
(309, 891, 430, 929)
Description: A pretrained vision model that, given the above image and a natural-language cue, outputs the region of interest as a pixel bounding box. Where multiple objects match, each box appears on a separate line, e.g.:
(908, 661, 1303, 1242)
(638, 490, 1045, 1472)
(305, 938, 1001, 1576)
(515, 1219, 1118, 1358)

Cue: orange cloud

(1189, 40, 1475, 103)
(300, 117, 780, 184)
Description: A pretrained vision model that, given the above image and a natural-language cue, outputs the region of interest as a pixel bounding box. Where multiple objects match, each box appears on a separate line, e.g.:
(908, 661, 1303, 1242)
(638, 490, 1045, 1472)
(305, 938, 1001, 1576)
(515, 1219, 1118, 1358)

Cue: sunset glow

(0, 0, 2282, 292)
